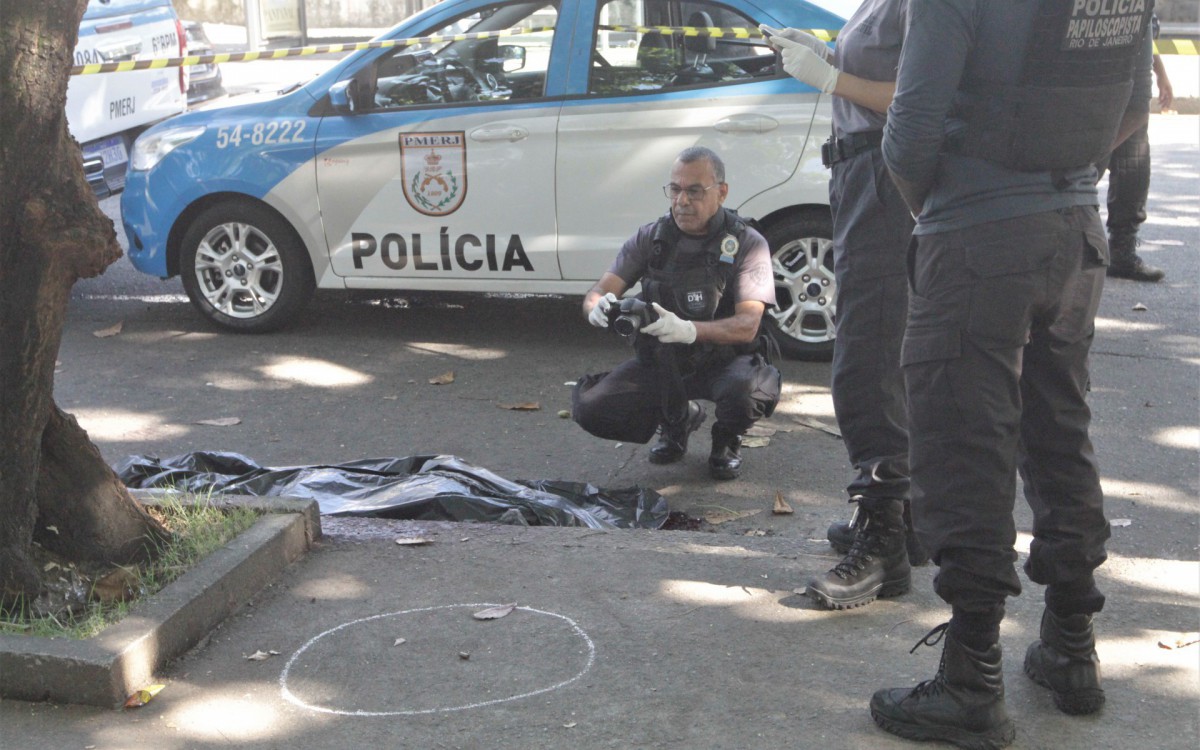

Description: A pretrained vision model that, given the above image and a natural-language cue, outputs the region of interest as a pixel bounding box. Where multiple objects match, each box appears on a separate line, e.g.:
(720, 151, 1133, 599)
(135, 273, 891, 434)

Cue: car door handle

(713, 114, 779, 134)
(470, 125, 528, 142)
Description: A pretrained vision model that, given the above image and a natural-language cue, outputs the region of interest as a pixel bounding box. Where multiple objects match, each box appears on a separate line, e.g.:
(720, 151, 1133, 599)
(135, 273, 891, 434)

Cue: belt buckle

(821, 138, 836, 168)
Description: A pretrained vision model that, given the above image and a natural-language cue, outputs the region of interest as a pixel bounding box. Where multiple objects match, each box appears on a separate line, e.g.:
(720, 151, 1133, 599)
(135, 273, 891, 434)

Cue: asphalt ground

(0, 116, 1194, 748)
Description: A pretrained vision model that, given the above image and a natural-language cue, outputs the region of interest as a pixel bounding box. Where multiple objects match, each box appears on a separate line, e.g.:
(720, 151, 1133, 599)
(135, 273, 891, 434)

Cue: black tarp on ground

(115, 451, 669, 530)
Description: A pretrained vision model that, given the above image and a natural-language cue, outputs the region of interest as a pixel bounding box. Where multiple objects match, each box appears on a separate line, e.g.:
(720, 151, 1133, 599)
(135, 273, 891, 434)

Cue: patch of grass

(0, 494, 258, 640)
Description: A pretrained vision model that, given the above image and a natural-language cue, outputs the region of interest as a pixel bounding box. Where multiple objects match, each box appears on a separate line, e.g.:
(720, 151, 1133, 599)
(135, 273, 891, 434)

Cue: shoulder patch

(719, 234, 739, 264)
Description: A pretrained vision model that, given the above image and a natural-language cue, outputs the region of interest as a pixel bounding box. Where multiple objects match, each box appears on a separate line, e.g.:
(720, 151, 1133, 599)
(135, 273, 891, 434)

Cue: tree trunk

(1, 0, 167, 602)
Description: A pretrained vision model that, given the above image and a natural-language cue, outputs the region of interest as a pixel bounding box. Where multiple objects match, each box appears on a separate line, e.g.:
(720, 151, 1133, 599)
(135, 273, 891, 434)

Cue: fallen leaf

(43, 561, 61, 572)
(772, 491, 794, 515)
(1110, 518, 1132, 527)
(123, 684, 165, 709)
(790, 416, 842, 439)
(393, 638, 407, 646)
(473, 603, 517, 620)
(557, 409, 571, 418)
(1158, 633, 1200, 650)
(45, 525, 59, 535)
(741, 435, 770, 448)
(92, 566, 140, 603)
(745, 425, 777, 437)
(1132, 302, 1148, 311)
(195, 417, 241, 427)
(499, 402, 540, 411)
(429, 370, 456, 385)
(395, 537, 433, 546)
(245, 650, 279, 661)
(93, 321, 124, 338)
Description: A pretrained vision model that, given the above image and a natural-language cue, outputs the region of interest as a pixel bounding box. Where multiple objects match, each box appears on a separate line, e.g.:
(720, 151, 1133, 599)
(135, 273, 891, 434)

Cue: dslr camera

(607, 298, 658, 336)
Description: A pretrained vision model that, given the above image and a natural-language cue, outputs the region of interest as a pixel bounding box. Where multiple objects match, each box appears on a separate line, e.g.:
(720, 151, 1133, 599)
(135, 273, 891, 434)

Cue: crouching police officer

(572, 147, 781, 480)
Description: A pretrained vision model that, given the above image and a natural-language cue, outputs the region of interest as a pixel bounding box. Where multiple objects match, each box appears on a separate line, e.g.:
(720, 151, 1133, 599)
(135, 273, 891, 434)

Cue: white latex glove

(588, 292, 617, 328)
(641, 303, 697, 344)
(763, 25, 833, 62)
(773, 35, 839, 94)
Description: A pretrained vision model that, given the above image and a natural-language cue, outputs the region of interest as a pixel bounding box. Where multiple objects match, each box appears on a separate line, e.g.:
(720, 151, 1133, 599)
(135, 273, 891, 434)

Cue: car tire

(179, 202, 315, 333)
(761, 209, 836, 361)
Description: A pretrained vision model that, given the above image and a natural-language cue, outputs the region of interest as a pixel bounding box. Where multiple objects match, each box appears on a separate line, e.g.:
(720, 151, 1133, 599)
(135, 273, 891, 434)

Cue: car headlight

(130, 125, 207, 171)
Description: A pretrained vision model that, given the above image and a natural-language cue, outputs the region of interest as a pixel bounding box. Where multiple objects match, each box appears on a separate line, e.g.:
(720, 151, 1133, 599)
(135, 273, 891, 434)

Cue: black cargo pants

(572, 347, 781, 445)
(829, 147, 914, 508)
(903, 205, 1110, 616)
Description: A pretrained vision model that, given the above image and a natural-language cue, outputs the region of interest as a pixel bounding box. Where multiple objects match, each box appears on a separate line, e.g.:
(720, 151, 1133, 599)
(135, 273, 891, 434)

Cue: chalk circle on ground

(279, 603, 596, 716)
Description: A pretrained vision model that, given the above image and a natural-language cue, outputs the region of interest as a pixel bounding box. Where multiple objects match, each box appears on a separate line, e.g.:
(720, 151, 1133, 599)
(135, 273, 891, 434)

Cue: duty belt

(821, 130, 884, 168)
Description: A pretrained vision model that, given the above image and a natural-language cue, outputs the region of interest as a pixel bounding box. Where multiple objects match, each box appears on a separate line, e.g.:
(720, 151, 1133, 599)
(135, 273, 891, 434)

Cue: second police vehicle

(121, 0, 844, 360)
(71, 0, 189, 197)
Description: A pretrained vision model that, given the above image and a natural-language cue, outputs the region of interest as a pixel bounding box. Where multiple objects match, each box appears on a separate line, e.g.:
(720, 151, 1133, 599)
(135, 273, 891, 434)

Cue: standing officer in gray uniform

(767, 0, 926, 613)
(573, 147, 781, 480)
(871, 0, 1153, 747)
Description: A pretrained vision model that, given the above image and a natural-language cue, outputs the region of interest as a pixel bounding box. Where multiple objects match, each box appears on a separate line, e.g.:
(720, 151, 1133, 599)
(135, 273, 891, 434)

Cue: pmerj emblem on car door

(400, 132, 467, 216)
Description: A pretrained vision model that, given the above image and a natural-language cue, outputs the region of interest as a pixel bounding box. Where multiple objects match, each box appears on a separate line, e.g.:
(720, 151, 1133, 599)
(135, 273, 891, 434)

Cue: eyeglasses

(663, 183, 722, 201)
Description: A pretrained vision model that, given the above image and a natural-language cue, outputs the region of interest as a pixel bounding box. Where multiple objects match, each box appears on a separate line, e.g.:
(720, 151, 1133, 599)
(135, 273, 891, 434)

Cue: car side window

(588, 0, 775, 96)
(370, 1, 558, 109)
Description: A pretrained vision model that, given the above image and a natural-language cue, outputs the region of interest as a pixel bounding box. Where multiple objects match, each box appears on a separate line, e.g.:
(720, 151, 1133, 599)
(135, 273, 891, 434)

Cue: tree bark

(1, 0, 167, 601)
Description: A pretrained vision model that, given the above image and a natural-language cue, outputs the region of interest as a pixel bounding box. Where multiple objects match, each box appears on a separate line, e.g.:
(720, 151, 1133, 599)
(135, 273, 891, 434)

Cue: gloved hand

(588, 292, 618, 328)
(773, 36, 839, 95)
(641, 303, 697, 344)
(762, 25, 832, 62)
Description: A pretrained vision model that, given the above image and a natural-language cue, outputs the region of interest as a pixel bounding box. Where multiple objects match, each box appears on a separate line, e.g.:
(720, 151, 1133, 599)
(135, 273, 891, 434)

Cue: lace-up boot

(1024, 609, 1104, 715)
(648, 400, 705, 464)
(807, 502, 910, 609)
(827, 499, 928, 566)
(1107, 232, 1164, 282)
(871, 623, 1015, 750)
(708, 424, 743, 480)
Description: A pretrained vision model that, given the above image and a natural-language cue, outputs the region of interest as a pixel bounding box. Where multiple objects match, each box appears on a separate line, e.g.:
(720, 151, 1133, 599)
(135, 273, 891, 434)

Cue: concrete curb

(0, 494, 321, 708)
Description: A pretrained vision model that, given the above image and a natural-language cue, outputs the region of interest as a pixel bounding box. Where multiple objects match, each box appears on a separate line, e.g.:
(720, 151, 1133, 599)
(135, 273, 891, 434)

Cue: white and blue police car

(122, 0, 843, 359)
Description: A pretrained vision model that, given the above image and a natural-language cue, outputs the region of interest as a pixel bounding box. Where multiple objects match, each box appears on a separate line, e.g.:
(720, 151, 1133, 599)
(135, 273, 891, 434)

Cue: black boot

(828, 500, 929, 566)
(1024, 609, 1105, 715)
(807, 503, 911, 610)
(871, 624, 1016, 750)
(1107, 233, 1164, 282)
(826, 505, 860, 554)
(708, 424, 742, 480)
(648, 401, 705, 464)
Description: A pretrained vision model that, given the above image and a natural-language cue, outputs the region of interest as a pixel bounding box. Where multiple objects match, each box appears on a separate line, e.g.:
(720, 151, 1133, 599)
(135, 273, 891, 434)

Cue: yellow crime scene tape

(598, 24, 838, 41)
(1153, 38, 1197, 55)
(70, 25, 1196, 76)
(70, 25, 559, 76)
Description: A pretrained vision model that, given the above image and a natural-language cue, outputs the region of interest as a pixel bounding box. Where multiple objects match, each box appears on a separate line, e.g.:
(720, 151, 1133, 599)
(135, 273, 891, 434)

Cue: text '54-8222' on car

(121, 0, 844, 360)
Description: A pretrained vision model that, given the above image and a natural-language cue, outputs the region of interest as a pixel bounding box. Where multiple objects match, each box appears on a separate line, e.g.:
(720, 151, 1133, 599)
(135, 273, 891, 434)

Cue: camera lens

(612, 315, 638, 336)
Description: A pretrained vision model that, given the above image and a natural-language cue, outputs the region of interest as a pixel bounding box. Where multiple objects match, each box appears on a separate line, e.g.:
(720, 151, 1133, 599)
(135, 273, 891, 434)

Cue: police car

(122, 0, 843, 360)
(69, 0, 189, 197)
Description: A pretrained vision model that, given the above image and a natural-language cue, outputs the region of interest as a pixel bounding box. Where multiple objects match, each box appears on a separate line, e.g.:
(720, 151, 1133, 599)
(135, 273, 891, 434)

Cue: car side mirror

(328, 80, 357, 113)
(499, 44, 526, 73)
(329, 68, 377, 114)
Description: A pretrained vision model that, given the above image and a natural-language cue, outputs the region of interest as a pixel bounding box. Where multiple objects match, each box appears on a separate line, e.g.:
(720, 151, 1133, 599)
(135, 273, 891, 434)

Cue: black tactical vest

(636, 208, 760, 361)
(951, 0, 1152, 173)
